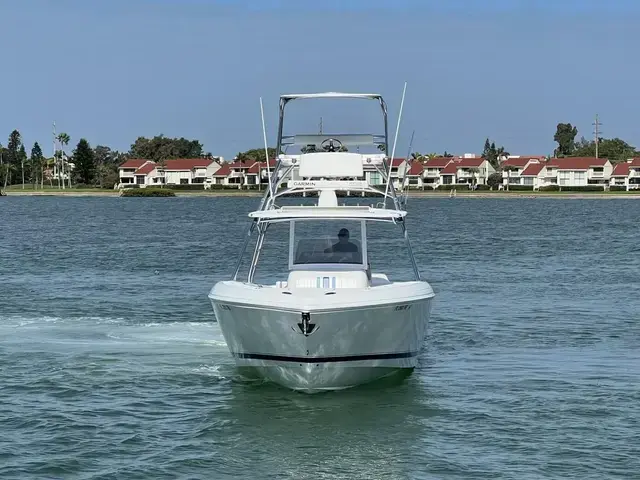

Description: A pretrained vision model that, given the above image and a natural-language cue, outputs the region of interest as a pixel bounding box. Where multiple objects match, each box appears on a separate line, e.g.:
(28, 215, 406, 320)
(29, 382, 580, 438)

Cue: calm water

(1, 196, 639, 479)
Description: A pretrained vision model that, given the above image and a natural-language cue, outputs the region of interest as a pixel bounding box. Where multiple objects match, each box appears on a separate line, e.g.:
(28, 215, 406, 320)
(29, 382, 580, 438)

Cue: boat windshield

(290, 219, 366, 268)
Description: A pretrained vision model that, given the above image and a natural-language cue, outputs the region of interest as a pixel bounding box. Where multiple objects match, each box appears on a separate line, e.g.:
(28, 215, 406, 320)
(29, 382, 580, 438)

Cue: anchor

(294, 312, 317, 336)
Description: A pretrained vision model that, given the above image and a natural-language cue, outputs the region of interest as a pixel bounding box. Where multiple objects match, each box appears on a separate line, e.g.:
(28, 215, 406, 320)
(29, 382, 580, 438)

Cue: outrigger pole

(398, 129, 415, 208)
(384, 82, 407, 208)
(260, 97, 274, 200)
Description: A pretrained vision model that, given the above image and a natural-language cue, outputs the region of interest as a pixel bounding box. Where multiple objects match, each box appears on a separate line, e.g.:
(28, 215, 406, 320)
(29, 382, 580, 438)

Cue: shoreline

(3, 190, 262, 197)
(3, 189, 640, 199)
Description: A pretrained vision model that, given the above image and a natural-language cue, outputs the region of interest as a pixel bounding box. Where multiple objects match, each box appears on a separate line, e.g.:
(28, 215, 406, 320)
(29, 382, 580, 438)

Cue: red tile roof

(135, 162, 157, 175)
(120, 159, 147, 169)
(611, 163, 629, 176)
(407, 162, 424, 176)
(247, 162, 260, 174)
(212, 163, 231, 176)
(547, 157, 608, 170)
(457, 157, 484, 168)
(423, 157, 453, 168)
(164, 158, 215, 170)
(502, 157, 533, 168)
(440, 162, 458, 175)
(391, 158, 406, 167)
(520, 163, 545, 176)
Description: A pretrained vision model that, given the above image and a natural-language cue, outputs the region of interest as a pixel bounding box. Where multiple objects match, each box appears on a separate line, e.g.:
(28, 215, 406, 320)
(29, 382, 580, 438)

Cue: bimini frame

(231, 91, 421, 282)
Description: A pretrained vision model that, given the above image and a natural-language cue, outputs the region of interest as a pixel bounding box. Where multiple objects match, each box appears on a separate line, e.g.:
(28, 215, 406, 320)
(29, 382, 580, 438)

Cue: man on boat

(325, 228, 359, 254)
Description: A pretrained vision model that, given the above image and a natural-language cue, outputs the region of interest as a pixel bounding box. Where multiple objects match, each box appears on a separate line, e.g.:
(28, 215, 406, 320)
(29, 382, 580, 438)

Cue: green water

(1, 196, 639, 479)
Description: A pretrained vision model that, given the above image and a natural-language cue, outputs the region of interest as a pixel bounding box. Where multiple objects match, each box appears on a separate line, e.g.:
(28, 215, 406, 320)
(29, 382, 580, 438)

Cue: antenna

(384, 82, 407, 206)
(593, 114, 602, 159)
(319, 117, 323, 135)
(259, 97, 274, 199)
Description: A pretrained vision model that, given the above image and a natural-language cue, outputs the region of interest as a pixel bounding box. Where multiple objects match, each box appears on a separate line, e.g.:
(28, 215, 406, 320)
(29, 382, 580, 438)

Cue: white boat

(208, 91, 435, 393)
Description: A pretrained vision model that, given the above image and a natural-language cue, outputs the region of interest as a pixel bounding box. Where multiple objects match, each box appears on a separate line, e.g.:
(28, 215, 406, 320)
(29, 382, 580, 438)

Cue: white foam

(192, 364, 227, 379)
(0, 316, 226, 349)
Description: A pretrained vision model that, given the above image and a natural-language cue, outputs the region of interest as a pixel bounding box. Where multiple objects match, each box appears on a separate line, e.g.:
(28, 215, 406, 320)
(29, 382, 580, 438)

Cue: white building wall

(205, 163, 221, 178)
(165, 171, 192, 184)
(557, 170, 588, 186)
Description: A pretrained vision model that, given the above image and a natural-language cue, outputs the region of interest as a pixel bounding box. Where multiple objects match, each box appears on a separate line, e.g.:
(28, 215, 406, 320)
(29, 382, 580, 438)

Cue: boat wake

(0, 315, 228, 350)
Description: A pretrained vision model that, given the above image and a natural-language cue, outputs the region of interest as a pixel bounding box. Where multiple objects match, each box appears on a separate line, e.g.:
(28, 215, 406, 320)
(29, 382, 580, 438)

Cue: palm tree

(496, 146, 510, 164)
(502, 165, 518, 191)
(468, 167, 480, 189)
(156, 158, 166, 188)
(46, 157, 55, 187)
(57, 133, 70, 189)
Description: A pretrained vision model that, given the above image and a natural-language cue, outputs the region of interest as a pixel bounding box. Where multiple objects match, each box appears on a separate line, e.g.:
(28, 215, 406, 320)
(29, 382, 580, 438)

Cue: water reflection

(215, 371, 438, 479)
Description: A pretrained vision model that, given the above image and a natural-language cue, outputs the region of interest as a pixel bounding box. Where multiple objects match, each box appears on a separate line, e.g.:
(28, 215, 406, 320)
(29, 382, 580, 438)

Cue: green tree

(0, 143, 8, 188)
(554, 123, 578, 156)
(236, 147, 277, 163)
(30, 142, 44, 189)
(487, 172, 502, 189)
(72, 138, 96, 185)
(482, 138, 491, 158)
(7, 130, 22, 185)
(94, 145, 116, 165)
(481, 138, 506, 170)
(129, 135, 203, 161)
(96, 164, 119, 189)
(572, 137, 636, 162)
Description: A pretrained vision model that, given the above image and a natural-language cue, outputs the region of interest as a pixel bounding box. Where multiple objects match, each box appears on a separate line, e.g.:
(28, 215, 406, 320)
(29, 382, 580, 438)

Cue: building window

(369, 172, 382, 185)
(180, 178, 189, 184)
(575, 171, 586, 184)
(136, 176, 145, 185)
(559, 171, 570, 185)
(523, 177, 533, 185)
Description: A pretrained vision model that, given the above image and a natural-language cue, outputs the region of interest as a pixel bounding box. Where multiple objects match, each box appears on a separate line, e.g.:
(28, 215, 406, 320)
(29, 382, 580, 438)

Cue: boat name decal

(218, 304, 231, 310)
(394, 304, 411, 311)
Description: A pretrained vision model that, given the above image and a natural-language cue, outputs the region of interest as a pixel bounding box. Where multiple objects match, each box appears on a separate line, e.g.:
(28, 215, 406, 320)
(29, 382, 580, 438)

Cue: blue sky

(1, 0, 638, 160)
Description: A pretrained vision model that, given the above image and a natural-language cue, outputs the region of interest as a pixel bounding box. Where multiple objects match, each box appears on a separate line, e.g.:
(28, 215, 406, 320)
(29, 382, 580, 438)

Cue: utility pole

(593, 114, 602, 159)
(319, 117, 323, 135)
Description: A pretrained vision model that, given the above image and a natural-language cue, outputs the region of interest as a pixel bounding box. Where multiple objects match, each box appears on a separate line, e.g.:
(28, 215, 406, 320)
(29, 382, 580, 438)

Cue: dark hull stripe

(231, 351, 419, 363)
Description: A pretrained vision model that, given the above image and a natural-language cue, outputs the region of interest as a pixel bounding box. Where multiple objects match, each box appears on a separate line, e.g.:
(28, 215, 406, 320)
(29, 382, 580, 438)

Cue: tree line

(2, 120, 637, 190)
(552, 123, 639, 162)
(409, 122, 639, 170)
(0, 133, 214, 189)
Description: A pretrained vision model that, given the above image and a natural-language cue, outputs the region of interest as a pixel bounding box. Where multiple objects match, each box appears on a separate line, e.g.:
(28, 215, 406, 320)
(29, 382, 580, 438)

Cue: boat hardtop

(227, 90, 423, 285)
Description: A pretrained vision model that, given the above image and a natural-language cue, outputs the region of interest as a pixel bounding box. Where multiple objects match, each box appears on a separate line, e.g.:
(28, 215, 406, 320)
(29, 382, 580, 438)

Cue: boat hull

(209, 281, 434, 392)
